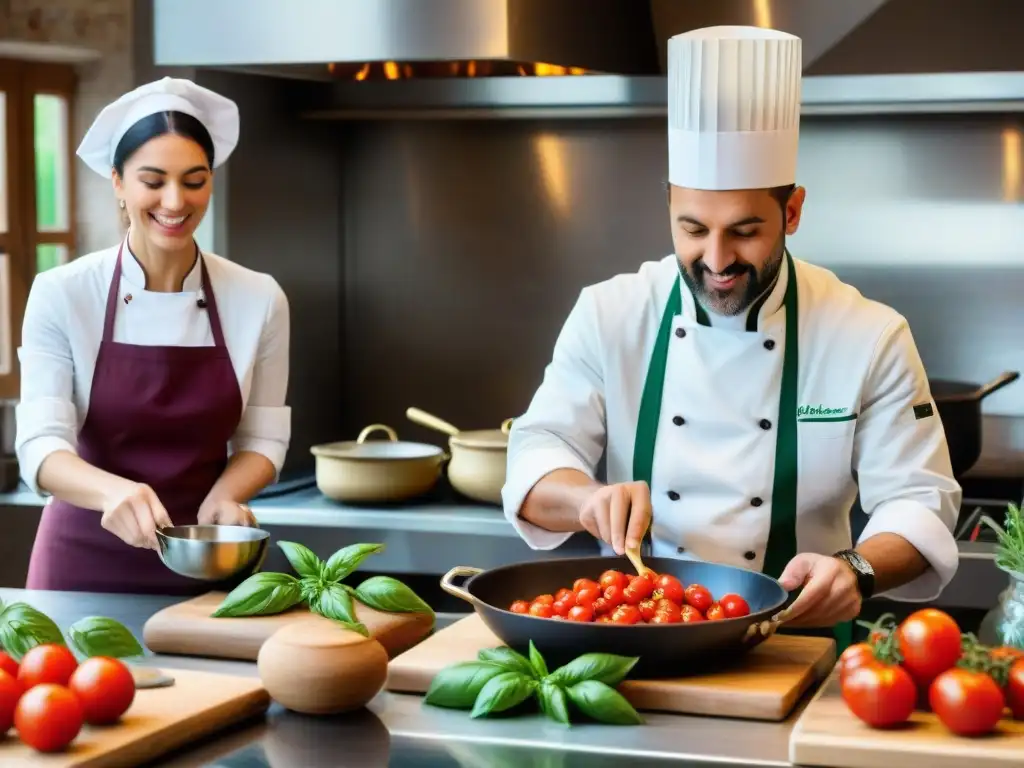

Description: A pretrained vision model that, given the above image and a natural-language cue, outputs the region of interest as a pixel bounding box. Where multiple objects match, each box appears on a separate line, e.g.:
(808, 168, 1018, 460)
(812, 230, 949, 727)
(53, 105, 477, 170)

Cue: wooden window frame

(0, 58, 77, 400)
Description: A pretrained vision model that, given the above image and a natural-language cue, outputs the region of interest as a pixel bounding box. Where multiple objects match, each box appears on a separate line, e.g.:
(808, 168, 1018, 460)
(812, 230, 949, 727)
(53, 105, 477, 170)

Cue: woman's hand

(100, 481, 173, 550)
(197, 497, 258, 527)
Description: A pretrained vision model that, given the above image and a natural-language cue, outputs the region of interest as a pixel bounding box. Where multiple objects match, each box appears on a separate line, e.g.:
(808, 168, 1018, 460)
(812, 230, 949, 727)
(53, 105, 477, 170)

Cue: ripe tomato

(654, 598, 681, 618)
(528, 601, 553, 618)
(567, 604, 594, 623)
(838, 643, 878, 680)
(929, 668, 1005, 736)
(18, 644, 78, 690)
(509, 600, 529, 614)
(596, 615, 614, 624)
(719, 594, 750, 618)
(591, 596, 612, 615)
(552, 597, 573, 617)
(638, 599, 658, 622)
(651, 611, 682, 624)
(533, 594, 555, 606)
(14, 683, 84, 752)
(611, 604, 642, 625)
(653, 574, 685, 604)
(576, 586, 602, 607)
(841, 663, 916, 728)
(0, 651, 18, 680)
(1007, 658, 1024, 720)
(895, 609, 962, 687)
(684, 584, 713, 614)
(573, 578, 599, 594)
(680, 605, 705, 623)
(0, 668, 20, 733)
(622, 575, 654, 605)
(603, 584, 626, 608)
(705, 603, 726, 621)
(69, 657, 136, 725)
(599, 570, 628, 592)
(555, 588, 574, 603)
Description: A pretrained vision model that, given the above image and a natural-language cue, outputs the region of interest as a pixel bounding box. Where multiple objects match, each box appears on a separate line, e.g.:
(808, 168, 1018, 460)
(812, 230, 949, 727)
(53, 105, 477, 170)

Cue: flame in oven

(327, 60, 589, 81)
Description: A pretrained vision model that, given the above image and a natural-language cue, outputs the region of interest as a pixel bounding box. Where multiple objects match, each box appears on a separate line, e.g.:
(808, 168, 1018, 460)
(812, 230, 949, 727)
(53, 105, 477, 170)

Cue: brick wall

(0, 0, 134, 255)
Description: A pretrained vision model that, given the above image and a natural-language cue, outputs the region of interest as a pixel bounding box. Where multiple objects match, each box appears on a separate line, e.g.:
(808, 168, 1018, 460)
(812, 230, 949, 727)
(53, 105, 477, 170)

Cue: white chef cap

(667, 26, 802, 191)
(76, 77, 240, 177)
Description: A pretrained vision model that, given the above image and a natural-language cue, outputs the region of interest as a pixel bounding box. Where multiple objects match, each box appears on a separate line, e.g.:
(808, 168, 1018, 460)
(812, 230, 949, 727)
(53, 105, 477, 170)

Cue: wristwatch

(832, 549, 875, 600)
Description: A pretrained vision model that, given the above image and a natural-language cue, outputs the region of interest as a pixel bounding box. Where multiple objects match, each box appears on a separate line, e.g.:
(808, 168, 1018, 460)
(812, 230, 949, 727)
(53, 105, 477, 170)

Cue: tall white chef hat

(76, 77, 240, 177)
(667, 26, 802, 191)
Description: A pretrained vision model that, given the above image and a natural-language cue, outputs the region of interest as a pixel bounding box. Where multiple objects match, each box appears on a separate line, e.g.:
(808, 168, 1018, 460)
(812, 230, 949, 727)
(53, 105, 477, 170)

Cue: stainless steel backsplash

(203, 71, 1024, 476)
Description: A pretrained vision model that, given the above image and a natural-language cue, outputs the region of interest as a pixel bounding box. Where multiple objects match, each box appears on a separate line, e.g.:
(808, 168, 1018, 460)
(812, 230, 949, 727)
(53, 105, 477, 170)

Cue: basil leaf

(321, 543, 384, 582)
(528, 640, 548, 678)
(478, 647, 537, 679)
(309, 584, 368, 637)
(299, 576, 322, 603)
(354, 575, 435, 618)
(547, 653, 639, 688)
(470, 671, 536, 719)
(566, 680, 643, 725)
(539, 680, 571, 725)
(67, 617, 145, 659)
(424, 661, 505, 709)
(210, 572, 303, 618)
(0, 602, 65, 661)
(277, 541, 322, 579)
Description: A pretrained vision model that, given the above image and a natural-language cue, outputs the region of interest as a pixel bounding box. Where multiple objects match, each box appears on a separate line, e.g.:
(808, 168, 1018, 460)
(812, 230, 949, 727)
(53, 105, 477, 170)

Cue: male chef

(501, 25, 961, 648)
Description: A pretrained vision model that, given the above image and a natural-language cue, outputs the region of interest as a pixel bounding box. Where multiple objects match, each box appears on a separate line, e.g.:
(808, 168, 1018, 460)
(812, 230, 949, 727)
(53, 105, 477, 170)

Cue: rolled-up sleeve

(15, 274, 79, 494)
(853, 317, 961, 601)
(230, 278, 291, 476)
(502, 288, 607, 549)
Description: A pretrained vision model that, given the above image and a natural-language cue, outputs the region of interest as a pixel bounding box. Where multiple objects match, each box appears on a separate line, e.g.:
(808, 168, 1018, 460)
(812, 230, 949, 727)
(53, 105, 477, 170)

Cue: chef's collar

(677, 251, 789, 332)
(119, 234, 203, 293)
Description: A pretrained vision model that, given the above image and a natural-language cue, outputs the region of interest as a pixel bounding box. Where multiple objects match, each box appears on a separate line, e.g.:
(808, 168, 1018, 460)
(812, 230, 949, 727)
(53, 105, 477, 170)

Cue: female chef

(16, 77, 291, 594)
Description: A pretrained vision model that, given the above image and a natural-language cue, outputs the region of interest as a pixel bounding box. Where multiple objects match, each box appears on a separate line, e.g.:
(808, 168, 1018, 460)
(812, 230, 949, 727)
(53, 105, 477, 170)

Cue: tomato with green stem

(841, 663, 917, 728)
(895, 609, 962, 687)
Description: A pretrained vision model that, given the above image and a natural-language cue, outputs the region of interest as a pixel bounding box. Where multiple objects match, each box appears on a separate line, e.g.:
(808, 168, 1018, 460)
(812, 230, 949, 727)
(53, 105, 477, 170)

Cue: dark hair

(664, 181, 796, 218)
(112, 110, 215, 176)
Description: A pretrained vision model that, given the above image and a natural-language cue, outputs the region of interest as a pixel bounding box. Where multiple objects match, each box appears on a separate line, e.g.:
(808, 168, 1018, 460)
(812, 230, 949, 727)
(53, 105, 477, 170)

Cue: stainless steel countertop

(0, 588, 809, 767)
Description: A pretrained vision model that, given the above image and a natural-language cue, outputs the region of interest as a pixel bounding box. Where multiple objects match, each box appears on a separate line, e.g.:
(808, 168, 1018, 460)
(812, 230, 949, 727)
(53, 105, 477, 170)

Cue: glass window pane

(36, 243, 67, 273)
(0, 92, 7, 234)
(34, 94, 69, 232)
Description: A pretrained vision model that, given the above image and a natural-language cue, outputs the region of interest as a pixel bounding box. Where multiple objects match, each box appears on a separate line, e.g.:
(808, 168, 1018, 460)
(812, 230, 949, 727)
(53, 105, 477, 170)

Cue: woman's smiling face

(113, 132, 212, 251)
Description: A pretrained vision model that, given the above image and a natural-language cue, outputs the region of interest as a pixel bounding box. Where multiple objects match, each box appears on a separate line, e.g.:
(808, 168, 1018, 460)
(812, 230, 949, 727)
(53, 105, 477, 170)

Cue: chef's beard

(680, 233, 786, 317)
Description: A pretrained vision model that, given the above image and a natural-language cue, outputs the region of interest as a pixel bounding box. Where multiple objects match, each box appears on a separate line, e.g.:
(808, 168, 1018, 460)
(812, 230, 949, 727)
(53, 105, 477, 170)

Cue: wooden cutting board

(0, 667, 269, 767)
(790, 671, 1024, 767)
(386, 613, 836, 721)
(142, 591, 434, 661)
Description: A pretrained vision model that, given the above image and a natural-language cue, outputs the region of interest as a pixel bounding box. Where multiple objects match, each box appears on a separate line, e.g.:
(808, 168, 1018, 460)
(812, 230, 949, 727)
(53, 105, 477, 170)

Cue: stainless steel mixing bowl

(156, 524, 270, 581)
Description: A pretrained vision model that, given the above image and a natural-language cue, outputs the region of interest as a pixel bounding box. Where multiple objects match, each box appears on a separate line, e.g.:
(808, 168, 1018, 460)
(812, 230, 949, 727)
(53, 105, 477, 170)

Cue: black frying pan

(930, 371, 1019, 477)
(441, 556, 789, 678)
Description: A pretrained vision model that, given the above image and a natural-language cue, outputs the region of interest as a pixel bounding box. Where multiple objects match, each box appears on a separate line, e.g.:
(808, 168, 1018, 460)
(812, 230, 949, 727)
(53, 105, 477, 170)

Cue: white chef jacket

(15, 241, 291, 494)
(502, 253, 961, 602)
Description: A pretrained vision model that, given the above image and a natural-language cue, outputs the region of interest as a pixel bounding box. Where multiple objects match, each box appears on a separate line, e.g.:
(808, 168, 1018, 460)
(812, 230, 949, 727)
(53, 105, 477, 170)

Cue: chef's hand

(198, 498, 258, 527)
(778, 553, 862, 628)
(101, 481, 173, 550)
(578, 481, 652, 556)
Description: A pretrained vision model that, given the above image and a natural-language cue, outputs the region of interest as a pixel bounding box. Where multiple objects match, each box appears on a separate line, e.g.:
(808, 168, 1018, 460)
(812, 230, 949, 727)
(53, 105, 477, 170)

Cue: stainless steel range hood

(153, 0, 1024, 118)
(152, 0, 662, 81)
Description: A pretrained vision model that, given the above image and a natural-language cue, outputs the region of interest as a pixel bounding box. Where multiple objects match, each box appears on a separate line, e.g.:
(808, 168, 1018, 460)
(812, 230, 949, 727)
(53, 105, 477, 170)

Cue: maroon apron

(26, 243, 245, 595)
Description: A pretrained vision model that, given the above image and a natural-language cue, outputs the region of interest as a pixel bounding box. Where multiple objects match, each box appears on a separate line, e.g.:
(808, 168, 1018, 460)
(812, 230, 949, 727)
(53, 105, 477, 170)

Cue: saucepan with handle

(928, 371, 1019, 477)
(440, 556, 792, 677)
(310, 424, 445, 503)
(406, 407, 513, 506)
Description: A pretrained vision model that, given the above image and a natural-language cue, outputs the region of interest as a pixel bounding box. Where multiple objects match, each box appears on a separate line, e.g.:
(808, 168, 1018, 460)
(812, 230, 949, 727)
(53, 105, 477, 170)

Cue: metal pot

(930, 371, 1020, 477)
(440, 556, 789, 678)
(310, 424, 445, 503)
(406, 407, 512, 506)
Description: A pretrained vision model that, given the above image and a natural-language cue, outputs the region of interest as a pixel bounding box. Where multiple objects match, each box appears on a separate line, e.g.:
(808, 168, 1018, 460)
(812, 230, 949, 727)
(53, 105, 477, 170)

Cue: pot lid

(310, 423, 444, 461)
(449, 418, 513, 450)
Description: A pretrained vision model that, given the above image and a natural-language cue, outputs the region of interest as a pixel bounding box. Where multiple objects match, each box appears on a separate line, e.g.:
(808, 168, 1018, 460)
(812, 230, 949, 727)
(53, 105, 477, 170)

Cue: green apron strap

(760, 251, 800, 581)
(833, 620, 854, 654)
